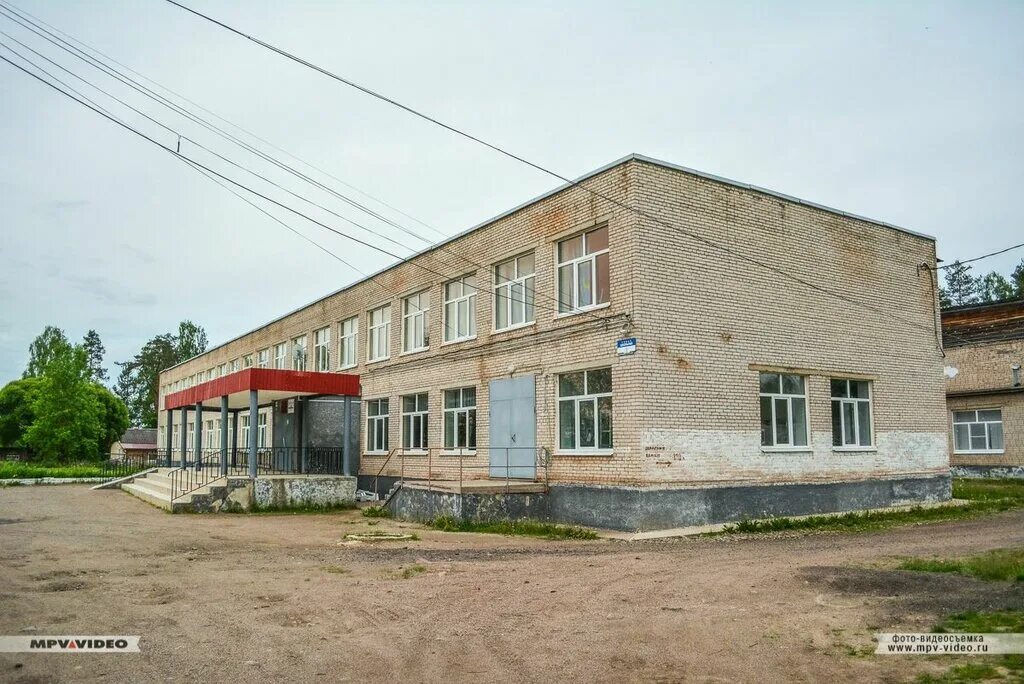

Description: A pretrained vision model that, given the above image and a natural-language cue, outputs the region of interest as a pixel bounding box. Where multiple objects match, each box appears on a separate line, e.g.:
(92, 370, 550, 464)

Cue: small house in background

(943, 298, 1024, 477)
(110, 428, 158, 461)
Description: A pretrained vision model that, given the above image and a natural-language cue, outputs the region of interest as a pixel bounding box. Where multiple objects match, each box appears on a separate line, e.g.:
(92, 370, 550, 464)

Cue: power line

(938, 242, 1024, 270)
(0, 47, 597, 330)
(0, 1, 603, 327)
(164, 0, 939, 336)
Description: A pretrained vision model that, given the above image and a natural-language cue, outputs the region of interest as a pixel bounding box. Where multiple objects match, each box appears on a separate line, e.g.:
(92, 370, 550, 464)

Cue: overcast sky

(1, 0, 1021, 386)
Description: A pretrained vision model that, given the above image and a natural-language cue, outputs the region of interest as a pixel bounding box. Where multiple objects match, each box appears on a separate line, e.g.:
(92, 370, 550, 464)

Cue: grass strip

(901, 548, 1024, 582)
(427, 515, 598, 540)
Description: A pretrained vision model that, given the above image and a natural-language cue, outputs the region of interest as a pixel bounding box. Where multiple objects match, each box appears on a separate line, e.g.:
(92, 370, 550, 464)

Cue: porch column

(220, 395, 229, 476)
(231, 410, 239, 468)
(298, 397, 308, 474)
(342, 396, 353, 476)
(248, 390, 258, 479)
(165, 408, 174, 467)
(194, 402, 203, 471)
(179, 406, 188, 467)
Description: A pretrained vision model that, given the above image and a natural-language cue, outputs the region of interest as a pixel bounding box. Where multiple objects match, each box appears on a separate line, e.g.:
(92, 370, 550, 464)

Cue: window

(273, 343, 287, 369)
(186, 421, 195, 450)
(204, 419, 214, 449)
(402, 291, 430, 353)
(953, 409, 1004, 454)
(557, 225, 609, 314)
(230, 358, 240, 373)
(314, 327, 331, 371)
(240, 415, 250, 449)
(494, 253, 536, 331)
(402, 393, 429, 451)
(368, 305, 391, 362)
(257, 413, 268, 448)
(444, 387, 477, 451)
(243, 354, 253, 369)
(338, 316, 358, 369)
(292, 335, 307, 370)
(172, 425, 179, 449)
(831, 379, 873, 448)
(218, 363, 227, 377)
(366, 399, 389, 453)
(759, 373, 809, 448)
(558, 368, 613, 452)
(443, 275, 477, 342)
(257, 349, 269, 368)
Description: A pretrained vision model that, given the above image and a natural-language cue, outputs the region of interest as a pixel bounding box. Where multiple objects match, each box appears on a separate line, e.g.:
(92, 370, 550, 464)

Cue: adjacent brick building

(156, 154, 951, 530)
(943, 299, 1024, 477)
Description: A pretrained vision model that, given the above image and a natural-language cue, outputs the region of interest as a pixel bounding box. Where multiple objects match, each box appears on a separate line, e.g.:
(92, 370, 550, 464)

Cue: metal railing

(367, 446, 552, 497)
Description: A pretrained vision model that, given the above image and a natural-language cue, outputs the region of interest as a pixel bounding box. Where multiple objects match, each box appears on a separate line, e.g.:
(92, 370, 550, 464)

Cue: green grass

(711, 479, 1024, 536)
(901, 548, 1024, 582)
(361, 506, 392, 518)
(396, 564, 426, 579)
(427, 515, 598, 540)
(0, 461, 117, 479)
(915, 612, 1024, 683)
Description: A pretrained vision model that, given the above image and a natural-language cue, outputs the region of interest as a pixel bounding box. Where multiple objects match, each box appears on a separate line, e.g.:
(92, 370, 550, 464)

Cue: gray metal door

(488, 375, 536, 479)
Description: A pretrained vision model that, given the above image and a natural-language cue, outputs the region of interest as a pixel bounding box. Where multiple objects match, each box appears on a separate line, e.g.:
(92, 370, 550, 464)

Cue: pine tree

(82, 329, 108, 383)
(942, 261, 979, 307)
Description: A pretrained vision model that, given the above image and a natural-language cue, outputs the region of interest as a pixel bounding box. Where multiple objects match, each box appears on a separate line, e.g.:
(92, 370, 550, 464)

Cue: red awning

(163, 368, 360, 411)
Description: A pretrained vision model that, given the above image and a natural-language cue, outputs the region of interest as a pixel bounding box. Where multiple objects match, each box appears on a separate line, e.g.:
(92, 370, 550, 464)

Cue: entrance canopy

(163, 368, 360, 411)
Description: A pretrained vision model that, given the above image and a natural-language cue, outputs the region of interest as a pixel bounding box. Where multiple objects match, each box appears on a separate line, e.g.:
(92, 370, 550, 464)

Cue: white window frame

(831, 379, 874, 449)
(401, 393, 429, 453)
(557, 368, 613, 454)
(366, 398, 389, 454)
(556, 225, 610, 315)
(240, 415, 250, 449)
(314, 327, 331, 371)
(256, 348, 269, 369)
(952, 409, 1005, 454)
(273, 342, 288, 369)
(759, 373, 810, 450)
(257, 412, 268, 448)
(230, 358, 240, 373)
(443, 387, 477, 453)
(494, 252, 536, 332)
(292, 335, 307, 370)
(243, 355, 253, 369)
(368, 305, 391, 362)
(218, 363, 227, 377)
(443, 275, 477, 343)
(402, 290, 430, 353)
(338, 316, 358, 369)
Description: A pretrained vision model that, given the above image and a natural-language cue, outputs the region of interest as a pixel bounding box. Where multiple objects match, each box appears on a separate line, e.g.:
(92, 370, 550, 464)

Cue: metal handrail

(373, 448, 399, 496)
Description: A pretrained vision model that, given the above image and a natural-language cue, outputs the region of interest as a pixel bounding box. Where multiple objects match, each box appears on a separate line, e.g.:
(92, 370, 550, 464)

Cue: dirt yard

(1, 486, 1023, 683)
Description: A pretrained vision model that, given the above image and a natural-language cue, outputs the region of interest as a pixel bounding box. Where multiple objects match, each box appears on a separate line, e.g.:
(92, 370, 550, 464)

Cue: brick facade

(157, 155, 949, 489)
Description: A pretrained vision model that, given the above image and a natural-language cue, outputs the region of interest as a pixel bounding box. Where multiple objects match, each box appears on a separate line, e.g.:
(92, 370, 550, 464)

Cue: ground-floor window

(558, 368, 612, 452)
(240, 415, 250, 449)
(759, 372, 808, 448)
(953, 409, 1004, 453)
(402, 393, 429, 451)
(366, 399, 389, 453)
(831, 379, 873, 448)
(257, 413, 268, 448)
(444, 387, 476, 450)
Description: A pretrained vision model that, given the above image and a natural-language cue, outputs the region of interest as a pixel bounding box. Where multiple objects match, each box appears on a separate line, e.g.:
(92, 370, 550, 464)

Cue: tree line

(0, 321, 207, 462)
(940, 258, 1024, 308)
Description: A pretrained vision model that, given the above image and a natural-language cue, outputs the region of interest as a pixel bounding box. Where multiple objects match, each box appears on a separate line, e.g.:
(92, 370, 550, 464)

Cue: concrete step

(126, 477, 173, 500)
(121, 481, 173, 512)
(143, 472, 174, 488)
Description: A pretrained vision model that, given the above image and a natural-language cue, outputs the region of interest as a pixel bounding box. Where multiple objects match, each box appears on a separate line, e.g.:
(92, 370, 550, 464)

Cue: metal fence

(369, 446, 551, 497)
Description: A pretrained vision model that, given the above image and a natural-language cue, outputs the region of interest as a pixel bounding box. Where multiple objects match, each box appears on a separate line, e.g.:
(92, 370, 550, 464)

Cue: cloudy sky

(1, 0, 1021, 385)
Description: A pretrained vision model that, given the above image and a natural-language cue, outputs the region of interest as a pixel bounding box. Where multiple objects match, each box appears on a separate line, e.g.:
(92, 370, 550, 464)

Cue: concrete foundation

(952, 465, 1024, 480)
(173, 475, 356, 512)
(387, 474, 951, 532)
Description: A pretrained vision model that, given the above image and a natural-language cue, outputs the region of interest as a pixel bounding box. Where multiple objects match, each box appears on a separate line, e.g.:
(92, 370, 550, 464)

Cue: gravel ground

(1, 485, 1023, 683)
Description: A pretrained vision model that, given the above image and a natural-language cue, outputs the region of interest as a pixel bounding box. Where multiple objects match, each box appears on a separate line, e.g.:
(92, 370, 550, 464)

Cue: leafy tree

(91, 384, 129, 452)
(24, 345, 100, 462)
(1012, 259, 1024, 297)
(82, 329, 108, 383)
(23, 326, 71, 378)
(977, 272, 1016, 303)
(0, 377, 43, 447)
(942, 261, 979, 307)
(115, 321, 208, 427)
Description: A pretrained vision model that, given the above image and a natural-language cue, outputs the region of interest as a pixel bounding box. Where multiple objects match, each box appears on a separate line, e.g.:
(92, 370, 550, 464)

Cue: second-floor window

(557, 225, 609, 314)
(402, 291, 430, 353)
(314, 327, 331, 371)
(494, 253, 535, 331)
(292, 335, 307, 370)
(339, 316, 358, 369)
(243, 354, 253, 369)
(368, 305, 391, 362)
(257, 349, 269, 368)
(444, 275, 477, 342)
(273, 342, 287, 369)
